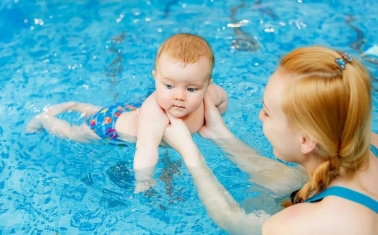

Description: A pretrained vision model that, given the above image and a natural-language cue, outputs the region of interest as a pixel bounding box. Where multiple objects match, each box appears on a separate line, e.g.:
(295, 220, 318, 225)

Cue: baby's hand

(134, 179, 157, 193)
(134, 166, 156, 193)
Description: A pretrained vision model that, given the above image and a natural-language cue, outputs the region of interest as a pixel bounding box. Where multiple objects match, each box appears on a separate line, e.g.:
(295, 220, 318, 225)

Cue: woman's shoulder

(263, 197, 375, 235)
(263, 202, 318, 235)
(317, 194, 378, 233)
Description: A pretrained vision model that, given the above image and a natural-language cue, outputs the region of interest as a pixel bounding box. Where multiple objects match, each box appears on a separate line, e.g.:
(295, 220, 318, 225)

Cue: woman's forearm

(209, 131, 308, 197)
(187, 153, 269, 235)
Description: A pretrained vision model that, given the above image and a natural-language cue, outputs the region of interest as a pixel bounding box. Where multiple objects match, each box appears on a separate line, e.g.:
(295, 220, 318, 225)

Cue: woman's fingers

(165, 111, 174, 123)
(163, 112, 200, 166)
(204, 93, 224, 124)
(203, 92, 218, 116)
(199, 92, 228, 139)
(163, 111, 191, 148)
(165, 112, 186, 129)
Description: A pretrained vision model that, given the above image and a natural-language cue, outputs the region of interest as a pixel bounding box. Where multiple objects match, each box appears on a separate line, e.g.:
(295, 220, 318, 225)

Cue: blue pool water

(1, 0, 378, 234)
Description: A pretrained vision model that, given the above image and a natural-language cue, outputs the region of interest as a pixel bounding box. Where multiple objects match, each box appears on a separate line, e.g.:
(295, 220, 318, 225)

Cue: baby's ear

(152, 70, 156, 79)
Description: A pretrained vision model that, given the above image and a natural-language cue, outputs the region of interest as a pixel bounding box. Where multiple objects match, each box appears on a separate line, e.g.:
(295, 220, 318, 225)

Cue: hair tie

(335, 53, 352, 70)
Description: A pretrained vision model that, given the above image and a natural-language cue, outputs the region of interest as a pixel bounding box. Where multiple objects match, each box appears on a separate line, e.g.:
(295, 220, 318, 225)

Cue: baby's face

(153, 54, 211, 118)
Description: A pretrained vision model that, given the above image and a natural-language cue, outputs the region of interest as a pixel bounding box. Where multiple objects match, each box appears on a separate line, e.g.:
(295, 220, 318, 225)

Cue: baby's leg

(27, 112, 99, 143)
(46, 102, 101, 118)
(68, 103, 102, 119)
(45, 102, 77, 116)
(26, 102, 100, 139)
(26, 102, 77, 133)
(25, 114, 43, 133)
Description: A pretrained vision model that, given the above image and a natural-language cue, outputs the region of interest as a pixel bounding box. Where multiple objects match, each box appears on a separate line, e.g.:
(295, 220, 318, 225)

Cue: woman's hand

(199, 93, 230, 139)
(163, 112, 201, 166)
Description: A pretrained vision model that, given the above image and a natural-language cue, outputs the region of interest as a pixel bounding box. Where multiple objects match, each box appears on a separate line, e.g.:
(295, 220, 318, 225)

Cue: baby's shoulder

(207, 82, 225, 93)
(207, 83, 227, 100)
(140, 92, 160, 109)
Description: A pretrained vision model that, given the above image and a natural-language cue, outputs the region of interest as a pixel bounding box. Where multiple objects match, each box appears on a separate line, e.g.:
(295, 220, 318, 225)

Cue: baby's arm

(206, 83, 228, 114)
(133, 92, 169, 190)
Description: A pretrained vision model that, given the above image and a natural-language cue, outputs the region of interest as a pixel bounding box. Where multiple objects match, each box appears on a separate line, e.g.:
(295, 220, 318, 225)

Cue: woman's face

(259, 69, 303, 163)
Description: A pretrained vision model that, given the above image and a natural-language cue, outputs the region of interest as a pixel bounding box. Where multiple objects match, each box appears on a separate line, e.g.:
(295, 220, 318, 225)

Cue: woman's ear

(299, 134, 317, 154)
(152, 70, 156, 79)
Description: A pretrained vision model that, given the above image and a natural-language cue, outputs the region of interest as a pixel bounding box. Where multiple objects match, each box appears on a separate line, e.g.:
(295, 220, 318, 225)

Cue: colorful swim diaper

(86, 103, 137, 140)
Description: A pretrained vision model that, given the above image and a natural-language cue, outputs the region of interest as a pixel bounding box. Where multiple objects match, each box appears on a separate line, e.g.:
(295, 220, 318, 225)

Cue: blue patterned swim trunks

(86, 103, 137, 140)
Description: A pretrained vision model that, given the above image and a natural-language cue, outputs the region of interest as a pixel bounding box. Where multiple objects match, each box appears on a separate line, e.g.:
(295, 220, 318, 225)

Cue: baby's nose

(174, 91, 186, 101)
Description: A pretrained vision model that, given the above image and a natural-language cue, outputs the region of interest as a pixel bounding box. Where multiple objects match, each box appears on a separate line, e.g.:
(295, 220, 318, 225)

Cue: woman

(163, 46, 378, 234)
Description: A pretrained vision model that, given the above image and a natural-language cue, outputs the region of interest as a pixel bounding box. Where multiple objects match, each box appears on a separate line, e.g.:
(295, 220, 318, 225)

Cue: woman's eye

(166, 84, 173, 89)
(187, 88, 196, 92)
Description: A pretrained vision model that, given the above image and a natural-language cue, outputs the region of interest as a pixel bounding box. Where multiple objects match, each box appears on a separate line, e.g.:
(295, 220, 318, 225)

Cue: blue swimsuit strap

(302, 145, 378, 212)
(371, 144, 378, 158)
(306, 186, 378, 214)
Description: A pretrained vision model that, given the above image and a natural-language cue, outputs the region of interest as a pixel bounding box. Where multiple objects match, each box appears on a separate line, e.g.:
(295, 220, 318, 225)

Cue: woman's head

(261, 46, 372, 202)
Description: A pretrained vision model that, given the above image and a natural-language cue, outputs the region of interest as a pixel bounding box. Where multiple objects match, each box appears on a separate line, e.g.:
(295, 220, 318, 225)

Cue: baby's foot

(25, 114, 44, 133)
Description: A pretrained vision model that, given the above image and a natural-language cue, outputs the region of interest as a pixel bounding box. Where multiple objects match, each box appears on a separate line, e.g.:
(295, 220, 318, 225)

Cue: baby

(26, 33, 228, 191)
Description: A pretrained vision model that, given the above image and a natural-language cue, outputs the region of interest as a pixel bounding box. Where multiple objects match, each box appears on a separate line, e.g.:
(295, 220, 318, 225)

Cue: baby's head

(278, 46, 372, 202)
(152, 34, 214, 118)
(154, 33, 214, 78)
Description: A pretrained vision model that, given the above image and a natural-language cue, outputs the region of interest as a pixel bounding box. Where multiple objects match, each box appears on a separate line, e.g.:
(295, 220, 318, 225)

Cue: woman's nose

(258, 109, 264, 122)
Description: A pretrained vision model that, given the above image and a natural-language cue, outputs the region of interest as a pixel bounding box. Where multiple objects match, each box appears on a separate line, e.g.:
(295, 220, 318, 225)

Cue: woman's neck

(331, 152, 378, 190)
(299, 152, 325, 177)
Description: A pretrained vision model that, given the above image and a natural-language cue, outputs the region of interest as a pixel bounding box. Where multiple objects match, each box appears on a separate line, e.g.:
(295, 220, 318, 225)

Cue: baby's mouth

(173, 105, 184, 108)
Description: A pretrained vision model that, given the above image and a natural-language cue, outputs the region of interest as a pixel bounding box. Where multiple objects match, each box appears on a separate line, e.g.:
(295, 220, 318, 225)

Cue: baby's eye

(166, 84, 173, 89)
(187, 87, 196, 92)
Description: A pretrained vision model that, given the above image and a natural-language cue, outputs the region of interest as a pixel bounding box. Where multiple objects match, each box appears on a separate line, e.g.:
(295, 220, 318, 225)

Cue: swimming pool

(1, 0, 378, 234)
